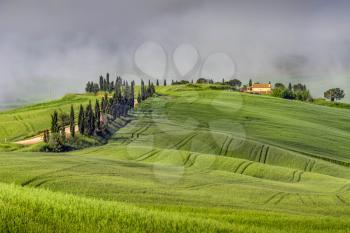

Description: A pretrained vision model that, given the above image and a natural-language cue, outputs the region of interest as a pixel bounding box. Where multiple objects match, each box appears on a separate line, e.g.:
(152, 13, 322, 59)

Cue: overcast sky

(0, 0, 349, 103)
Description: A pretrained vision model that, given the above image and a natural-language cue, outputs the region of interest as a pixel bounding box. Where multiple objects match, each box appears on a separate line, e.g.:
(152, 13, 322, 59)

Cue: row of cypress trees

(86, 73, 125, 93)
(45, 76, 156, 152)
(138, 80, 156, 103)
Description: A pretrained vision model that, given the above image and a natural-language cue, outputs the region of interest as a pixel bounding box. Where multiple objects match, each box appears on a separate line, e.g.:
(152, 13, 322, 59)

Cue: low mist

(1, 0, 349, 106)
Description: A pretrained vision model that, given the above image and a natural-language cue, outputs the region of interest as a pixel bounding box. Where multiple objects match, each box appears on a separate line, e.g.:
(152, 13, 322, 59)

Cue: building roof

(251, 83, 271, 88)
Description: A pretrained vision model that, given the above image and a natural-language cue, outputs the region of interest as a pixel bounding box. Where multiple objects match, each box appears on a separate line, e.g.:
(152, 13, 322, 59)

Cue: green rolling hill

(0, 84, 350, 232)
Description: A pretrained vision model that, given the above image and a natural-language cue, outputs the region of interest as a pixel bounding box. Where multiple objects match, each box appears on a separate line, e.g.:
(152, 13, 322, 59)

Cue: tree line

(272, 82, 312, 101)
(44, 75, 156, 152)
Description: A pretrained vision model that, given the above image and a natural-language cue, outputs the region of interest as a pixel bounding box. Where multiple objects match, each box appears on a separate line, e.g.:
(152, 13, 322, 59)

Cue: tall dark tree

(85, 101, 95, 136)
(60, 114, 66, 143)
(288, 82, 292, 91)
(69, 105, 75, 139)
(43, 129, 50, 143)
(130, 80, 135, 108)
(106, 73, 110, 91)
(78, 105, 85, 135)
(156, 79, 159, 86)
(249, 79, 253, 87)
(95, 99, 101, 130)
(99, 75, 104, 90)
(103, 92, 109, 113)
(137, 92, 141, 104)
(164, 79, 167, 86)
(141, 80, 146, 100)
(51, 111, 59, 133)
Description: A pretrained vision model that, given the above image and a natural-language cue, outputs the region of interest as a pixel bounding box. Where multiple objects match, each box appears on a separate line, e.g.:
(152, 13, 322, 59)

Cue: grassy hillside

(0, 84, 350, 232)
(0, 94, 98, 142)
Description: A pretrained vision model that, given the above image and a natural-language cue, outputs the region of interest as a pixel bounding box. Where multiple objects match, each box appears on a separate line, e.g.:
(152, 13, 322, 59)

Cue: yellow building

(246, 83, 272, 94)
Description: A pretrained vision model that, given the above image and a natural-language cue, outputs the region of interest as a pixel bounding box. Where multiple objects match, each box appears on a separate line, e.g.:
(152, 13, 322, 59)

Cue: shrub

(48, 133, 65, 152)
(272, 88, 284, 97)
(281, 89, 296, 100)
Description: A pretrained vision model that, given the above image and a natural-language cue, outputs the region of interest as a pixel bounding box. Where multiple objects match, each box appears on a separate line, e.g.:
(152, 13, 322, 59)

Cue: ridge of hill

(0, 84, 350, 232)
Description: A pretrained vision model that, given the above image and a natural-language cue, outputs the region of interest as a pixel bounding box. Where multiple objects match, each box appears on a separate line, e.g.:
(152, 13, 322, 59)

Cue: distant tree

(288, 82, 292, 91)
(78, 105, 85, 135)
(48, 133, 64, 152)
(110, 81, 115, 91)
(92, 83, 99, 95)
(173, 80, 189, 85)
(94, 99, 101, 131)
(85, 101, 95, 136)
(281, 89, 296, 100)
(85, 81, 91, 92)
(103, 92, 109, 113)
(60, 124, 66, 143)
(163, 79, 167, 86)
(171, 80, 174, 85)
(156, 79, 159, 86)
(196, 78, 210, 84)
(106, 73, 110, 91)
(324, 88, 345, 102)
(293, 83, 306, 92)
(69, 105, 75, 139)
(275, 83, 285, 89)
(60, 113, 66, 143)
(99, 75, 104, 90)
(141, 80, 146, 100)
(51, 111, 59, 133)
(249, 79, 253, 87)
(137, 92, 141, 104)
(295, 89, 311, 101)
(43, 129, 50, 143)
(131, 80, 135, 108)
(272, 88, 284, 98)
(225, 79, 242, 89)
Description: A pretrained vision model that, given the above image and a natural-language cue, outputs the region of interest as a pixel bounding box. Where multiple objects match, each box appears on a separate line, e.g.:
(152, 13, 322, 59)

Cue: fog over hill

(1, 0, 349, 105)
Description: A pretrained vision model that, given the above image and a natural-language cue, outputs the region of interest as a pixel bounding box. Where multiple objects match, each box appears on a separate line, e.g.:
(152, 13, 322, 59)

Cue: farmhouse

(243, 83, 272, 95)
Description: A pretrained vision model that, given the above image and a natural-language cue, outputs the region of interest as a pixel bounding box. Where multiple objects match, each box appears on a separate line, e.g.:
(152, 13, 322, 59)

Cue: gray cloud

(0, 0, 349, 105)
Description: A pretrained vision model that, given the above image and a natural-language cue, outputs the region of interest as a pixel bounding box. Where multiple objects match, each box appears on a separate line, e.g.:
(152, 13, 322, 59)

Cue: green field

(0, 94, 98, 142)
(0, 84, 350, 232)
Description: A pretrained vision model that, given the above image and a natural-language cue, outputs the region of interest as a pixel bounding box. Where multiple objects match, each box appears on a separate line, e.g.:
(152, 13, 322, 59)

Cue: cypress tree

(51, 111, 59, 133)
(78, 105, 85, 135)
(141, 80, 145, 100)
(164, 79, 167, 86)
(99, 75, 104, 90)
(106, 73, 110, 92)
(104, 92, 108, 113)
(60, 124, 66, 143)
(130, 81, 135, 108)
(43, 129, 49, 143)
(70, 105, 75, 139)
(101, 97, 106, 114)
(85, 101, 95, 136)
(95, 99, 101, 130)
(137, 92, 141, 104)
(249, 79, 253, 87)
(156, 79, 159, 86)
(60, 114, 66, 143)
(288, 82, 292, 91)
